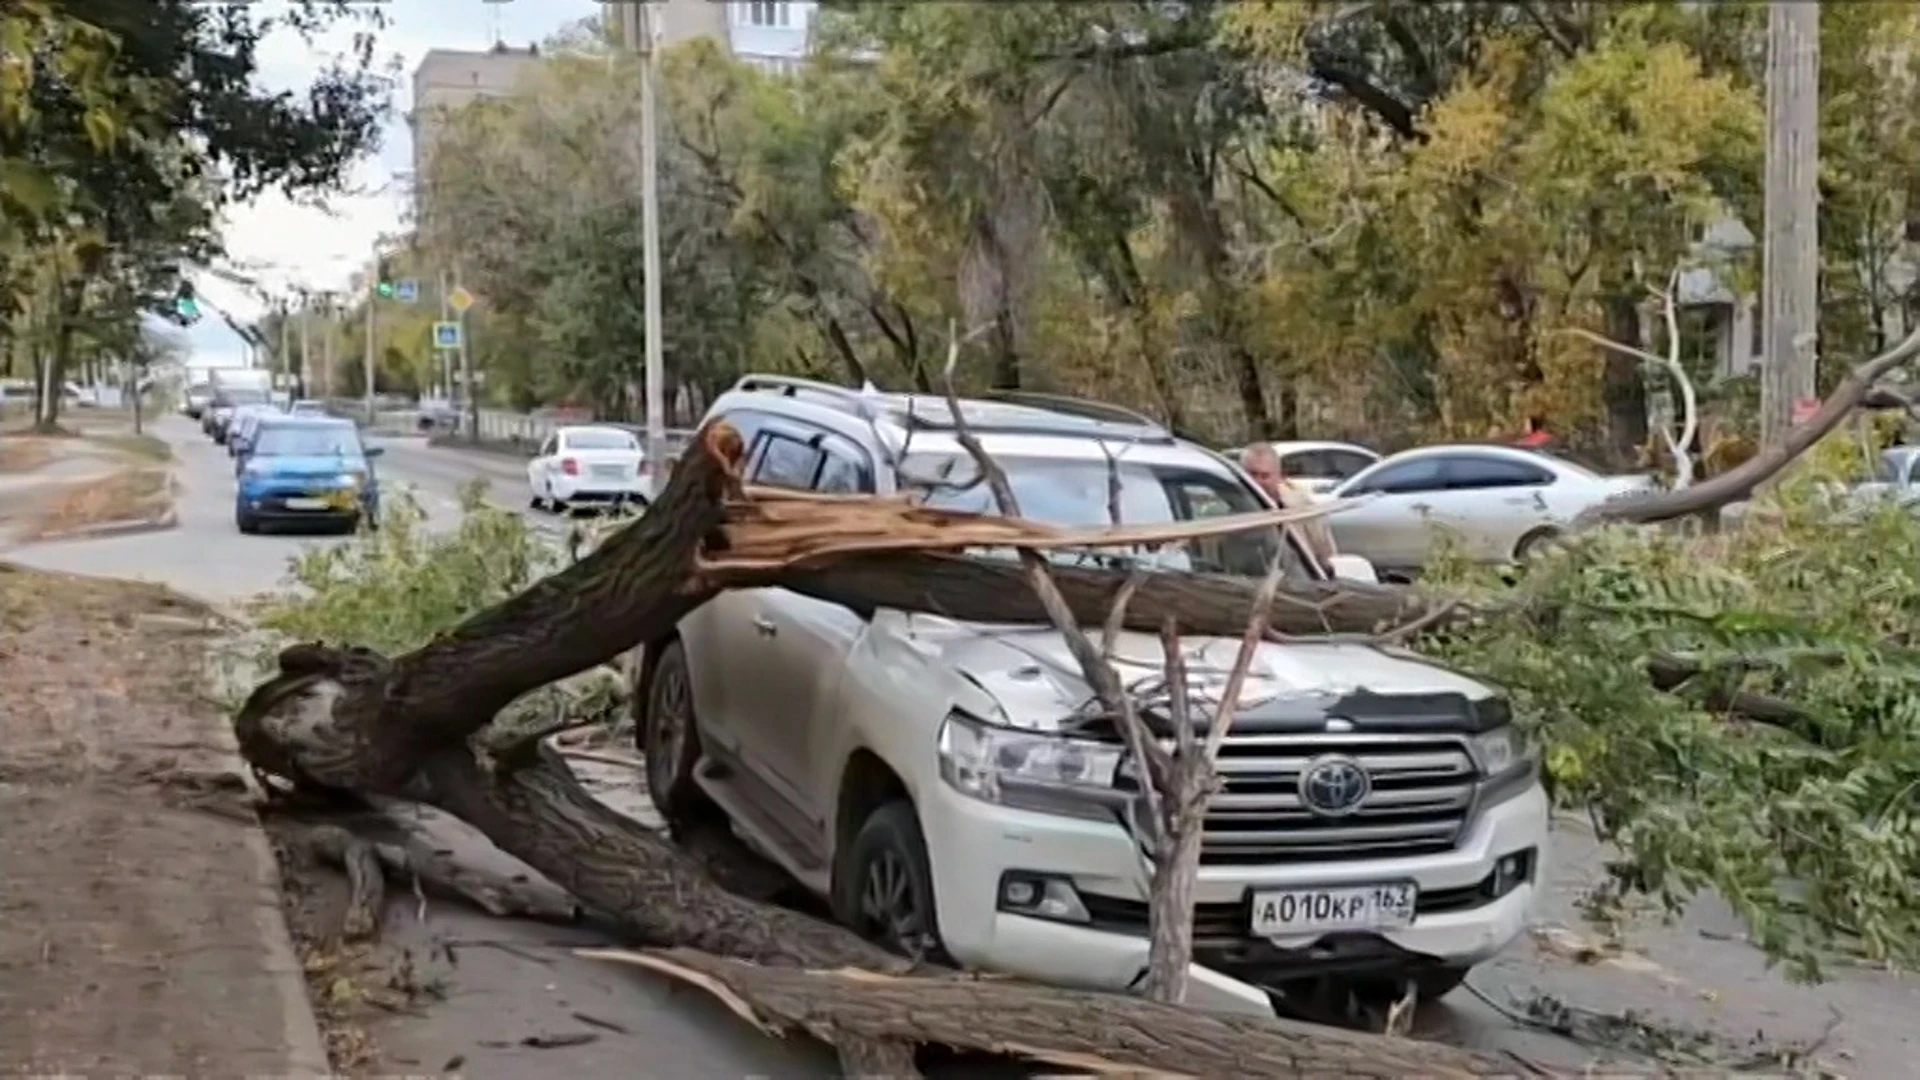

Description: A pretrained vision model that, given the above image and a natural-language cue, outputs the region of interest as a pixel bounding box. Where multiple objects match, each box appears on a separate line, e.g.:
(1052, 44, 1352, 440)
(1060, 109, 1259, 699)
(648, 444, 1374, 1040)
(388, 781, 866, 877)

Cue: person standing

(1240, 444, 1337, 568)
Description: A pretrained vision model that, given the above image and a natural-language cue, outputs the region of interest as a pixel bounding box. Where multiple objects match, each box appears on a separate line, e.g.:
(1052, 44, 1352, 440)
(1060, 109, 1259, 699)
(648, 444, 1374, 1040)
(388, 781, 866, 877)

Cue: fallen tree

(238, 421, 1532, 1075)
(236, 324, 1920, 1071)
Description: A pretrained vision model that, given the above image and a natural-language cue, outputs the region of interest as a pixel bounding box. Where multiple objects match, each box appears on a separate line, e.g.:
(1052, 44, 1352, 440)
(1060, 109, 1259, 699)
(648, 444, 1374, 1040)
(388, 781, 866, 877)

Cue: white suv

(636, 376, 1547, 1015)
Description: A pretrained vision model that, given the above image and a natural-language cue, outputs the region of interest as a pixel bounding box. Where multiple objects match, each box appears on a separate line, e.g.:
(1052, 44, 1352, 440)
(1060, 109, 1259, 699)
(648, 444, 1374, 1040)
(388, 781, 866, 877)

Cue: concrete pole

(1759, 0, 1820, 450)
(364, 250, 378, 422)
(277, 303, 291, 390)
(457, 261, 476, 439)
(298, 296, 313, 401)
(439, 269, 452, 401)
(320, 294, 335, 400)
(624, 1, 666, 468)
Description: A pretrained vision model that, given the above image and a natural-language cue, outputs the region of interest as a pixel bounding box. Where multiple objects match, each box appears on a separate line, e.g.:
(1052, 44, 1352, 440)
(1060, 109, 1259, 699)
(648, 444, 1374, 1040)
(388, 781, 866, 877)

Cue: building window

(1750, 301, 1764, 357)
(746, 2, 790, 27)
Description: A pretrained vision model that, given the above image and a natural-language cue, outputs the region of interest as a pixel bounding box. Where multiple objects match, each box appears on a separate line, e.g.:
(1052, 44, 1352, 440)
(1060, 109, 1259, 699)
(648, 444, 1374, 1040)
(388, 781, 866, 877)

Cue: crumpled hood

(903, 614, 1489, 731)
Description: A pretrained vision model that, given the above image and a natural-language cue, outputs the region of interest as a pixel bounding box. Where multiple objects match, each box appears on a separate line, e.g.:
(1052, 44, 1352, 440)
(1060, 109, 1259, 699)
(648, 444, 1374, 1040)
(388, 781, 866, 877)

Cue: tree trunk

(1601, 295, 1648, 469)
(233, 421, 1527, 1077)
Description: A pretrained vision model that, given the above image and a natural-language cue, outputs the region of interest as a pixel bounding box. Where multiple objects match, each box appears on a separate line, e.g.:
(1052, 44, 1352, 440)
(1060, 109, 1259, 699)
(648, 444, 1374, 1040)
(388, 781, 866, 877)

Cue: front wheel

(832, 800, 946, 963)
(1513, 527, 1561, 562)
(235, 508, 259, 535)
(639, 640, 716, 834)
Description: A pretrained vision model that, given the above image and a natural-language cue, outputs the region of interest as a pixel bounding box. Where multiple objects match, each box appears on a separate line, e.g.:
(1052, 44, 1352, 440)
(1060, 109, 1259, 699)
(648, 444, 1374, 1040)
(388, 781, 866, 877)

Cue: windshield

(901, 453, 1300, 576)
(217, 388, 269, 406)
(564, 429, 639, 451)
(254, 424, 363, 459)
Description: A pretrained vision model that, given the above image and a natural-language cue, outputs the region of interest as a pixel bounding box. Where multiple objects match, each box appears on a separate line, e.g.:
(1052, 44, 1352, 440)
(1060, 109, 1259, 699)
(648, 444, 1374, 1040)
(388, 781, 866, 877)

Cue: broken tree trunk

(235, 421, 1528, 1075)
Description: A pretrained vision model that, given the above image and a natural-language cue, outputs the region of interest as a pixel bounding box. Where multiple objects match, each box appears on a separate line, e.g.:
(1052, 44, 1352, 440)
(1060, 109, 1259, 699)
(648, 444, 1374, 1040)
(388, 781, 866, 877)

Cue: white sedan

(1240, 440, 1381, 495)
(528, 425, 652, 511)
(1326, 444, 1657, 575)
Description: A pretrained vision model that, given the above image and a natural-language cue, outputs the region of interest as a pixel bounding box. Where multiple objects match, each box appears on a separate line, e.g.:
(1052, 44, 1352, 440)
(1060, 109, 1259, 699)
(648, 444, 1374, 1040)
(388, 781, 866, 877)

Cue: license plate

(591, 465, 624, 478)
(284, 497, 329, 510)
(1250, 882, 1417, 937)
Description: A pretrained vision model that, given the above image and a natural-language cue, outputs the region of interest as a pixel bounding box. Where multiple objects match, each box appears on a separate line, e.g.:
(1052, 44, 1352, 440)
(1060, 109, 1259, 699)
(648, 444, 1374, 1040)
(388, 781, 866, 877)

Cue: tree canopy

(2, 0, 387, 425)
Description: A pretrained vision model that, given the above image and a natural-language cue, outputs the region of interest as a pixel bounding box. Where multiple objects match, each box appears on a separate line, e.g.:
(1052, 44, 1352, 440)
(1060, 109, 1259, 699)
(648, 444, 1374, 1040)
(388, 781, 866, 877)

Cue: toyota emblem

(1298, 754, 1371, 817)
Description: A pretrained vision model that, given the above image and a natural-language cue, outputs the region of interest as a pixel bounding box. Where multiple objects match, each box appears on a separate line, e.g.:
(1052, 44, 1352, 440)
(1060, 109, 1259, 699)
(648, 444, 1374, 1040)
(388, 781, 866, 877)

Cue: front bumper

(239, 486, 375, 521)
(920, 775, 1546, 1008)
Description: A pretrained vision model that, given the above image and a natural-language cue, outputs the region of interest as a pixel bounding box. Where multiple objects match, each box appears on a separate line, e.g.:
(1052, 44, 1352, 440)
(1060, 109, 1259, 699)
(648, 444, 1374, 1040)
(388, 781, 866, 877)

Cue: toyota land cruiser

(634, 375, 1547, 1015)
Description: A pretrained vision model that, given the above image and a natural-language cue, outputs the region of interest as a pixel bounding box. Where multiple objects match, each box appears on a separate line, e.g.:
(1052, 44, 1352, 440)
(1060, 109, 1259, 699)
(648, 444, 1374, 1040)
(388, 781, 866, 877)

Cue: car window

(1347, 457, 1447, 496)
(564, 429, 639, 451)
(1280, 450, 1336, 478)
(1442, 455, 1554, 490)
(254, 425, 363, 459)
(537, 435, 556, 458)
(903, 454, 1299, 576)
(1323, 450, 1377, 480)
(752, 432, 823, 490)
(816, 449, 868, 494)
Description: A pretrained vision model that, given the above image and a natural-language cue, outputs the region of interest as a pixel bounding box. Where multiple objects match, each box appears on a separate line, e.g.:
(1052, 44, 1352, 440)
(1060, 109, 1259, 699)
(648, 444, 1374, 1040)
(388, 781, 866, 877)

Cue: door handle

(751, 615, 778, 637)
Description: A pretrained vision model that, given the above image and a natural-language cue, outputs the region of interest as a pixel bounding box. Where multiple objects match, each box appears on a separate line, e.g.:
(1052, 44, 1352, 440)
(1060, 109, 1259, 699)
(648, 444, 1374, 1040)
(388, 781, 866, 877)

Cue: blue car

(234, 416, 383, 534)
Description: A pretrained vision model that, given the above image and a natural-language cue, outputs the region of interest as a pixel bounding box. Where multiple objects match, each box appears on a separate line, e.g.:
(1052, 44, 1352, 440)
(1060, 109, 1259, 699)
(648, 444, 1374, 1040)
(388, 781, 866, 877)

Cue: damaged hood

(901, 614, 1491, 732)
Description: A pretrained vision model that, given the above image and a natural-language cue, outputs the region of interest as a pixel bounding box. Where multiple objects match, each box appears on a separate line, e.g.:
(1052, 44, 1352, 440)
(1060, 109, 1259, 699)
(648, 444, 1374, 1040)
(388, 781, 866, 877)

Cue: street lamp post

(622, 1, 666, 476)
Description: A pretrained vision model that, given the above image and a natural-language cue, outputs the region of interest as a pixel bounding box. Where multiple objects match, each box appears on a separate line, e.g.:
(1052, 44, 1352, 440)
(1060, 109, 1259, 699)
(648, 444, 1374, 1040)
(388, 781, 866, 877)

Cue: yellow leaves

(1214, 0, 1318, 64)
(80, 108, 115, 151)
(1406, 81, 1512, 188)
(0, 159, 58, 216)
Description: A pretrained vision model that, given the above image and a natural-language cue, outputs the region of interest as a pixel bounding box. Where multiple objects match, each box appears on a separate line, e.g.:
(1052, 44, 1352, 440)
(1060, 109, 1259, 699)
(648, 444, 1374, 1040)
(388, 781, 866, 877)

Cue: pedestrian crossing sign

(433, 321, 462, 350)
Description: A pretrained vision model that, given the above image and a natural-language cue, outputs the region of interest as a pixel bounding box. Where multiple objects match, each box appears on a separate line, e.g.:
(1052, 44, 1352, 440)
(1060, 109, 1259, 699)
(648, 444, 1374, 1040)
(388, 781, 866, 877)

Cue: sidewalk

(0, 564, 327, 1076)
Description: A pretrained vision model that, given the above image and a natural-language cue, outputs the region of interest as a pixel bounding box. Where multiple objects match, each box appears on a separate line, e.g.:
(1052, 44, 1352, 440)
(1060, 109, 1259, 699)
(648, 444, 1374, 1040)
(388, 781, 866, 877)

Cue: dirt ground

(0, 430, 174, 543)
(0, 564, 321, 1076)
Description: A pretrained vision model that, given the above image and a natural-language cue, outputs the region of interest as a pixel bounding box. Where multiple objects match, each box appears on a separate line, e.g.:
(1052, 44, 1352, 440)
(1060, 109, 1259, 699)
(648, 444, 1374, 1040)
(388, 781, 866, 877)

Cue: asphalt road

(5, 413, 1916, 1076)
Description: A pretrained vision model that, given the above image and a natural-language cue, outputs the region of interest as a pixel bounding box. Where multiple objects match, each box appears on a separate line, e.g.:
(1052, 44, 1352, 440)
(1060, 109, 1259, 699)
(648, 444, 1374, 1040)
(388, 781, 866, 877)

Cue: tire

(1513, 527, 1561, 562)
(832, 800, 946, 962)
(1347, 964, 1471, 1005)
(639, 640, 716, 832)
(529, 491, 546, 511)
(236, 509, 259, 535)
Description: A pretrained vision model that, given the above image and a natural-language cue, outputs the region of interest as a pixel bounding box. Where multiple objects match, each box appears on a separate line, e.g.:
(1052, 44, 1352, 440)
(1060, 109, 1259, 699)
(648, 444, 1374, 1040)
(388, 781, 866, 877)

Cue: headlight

(936, 711, 1124, 816)
(1471, 725, 1528, 778)
(336, 472, 362, 487)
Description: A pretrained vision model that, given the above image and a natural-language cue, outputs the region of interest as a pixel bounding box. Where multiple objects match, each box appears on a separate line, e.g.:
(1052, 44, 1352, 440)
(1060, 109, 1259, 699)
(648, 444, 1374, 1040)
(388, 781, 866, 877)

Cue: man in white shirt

(1241, 444, 1337, 569)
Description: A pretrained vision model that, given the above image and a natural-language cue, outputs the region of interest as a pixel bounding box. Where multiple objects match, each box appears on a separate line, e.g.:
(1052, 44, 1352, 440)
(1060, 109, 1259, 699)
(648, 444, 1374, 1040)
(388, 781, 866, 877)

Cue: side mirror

(1326, 553, 1380, 584)
(364, 446, 385, 458)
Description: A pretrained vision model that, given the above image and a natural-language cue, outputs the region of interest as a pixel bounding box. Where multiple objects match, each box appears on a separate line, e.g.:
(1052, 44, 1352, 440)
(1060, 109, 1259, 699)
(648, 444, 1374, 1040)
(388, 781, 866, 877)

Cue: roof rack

(731, 373, 870, 407)
(979, 389, 1164, 431)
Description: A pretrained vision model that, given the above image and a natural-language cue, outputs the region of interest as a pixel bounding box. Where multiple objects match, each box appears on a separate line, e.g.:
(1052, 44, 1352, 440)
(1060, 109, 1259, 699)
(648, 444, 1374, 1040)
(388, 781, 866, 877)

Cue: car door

(528, 434, 556, 496)
(1423, 453, 1557, 560)
(754, 434, 876, 833)
(1327, 457, 1450, 571)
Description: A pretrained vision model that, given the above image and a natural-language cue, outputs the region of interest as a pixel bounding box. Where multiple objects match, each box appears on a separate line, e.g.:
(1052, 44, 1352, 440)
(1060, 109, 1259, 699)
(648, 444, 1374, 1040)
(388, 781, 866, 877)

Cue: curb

(30, 506, 178, 542)
(213, 725, 335, 1077)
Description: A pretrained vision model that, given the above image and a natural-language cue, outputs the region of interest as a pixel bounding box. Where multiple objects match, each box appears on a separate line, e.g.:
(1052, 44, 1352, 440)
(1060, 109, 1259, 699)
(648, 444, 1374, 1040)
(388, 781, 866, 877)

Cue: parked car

(1326, 444, 1658, 576)
(632, 374, 1546, 1015)
(527, 424, 652, 511)
(226, 403, 284, 459)
(234, 416, 382, 534)
(183, 383, 214, 419)
(1235, 440, 1382, 496)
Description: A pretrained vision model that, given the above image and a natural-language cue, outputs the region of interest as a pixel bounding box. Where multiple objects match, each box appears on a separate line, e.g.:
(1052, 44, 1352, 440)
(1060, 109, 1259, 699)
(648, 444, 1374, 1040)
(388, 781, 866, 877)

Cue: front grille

(1200, 734, 1474, 864)
(1114, 733, 1477, 865)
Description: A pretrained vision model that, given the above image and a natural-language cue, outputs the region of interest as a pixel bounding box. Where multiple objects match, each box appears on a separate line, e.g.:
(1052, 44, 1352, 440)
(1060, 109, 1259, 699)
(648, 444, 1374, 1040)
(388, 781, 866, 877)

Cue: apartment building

(605, 0, 818, 73)
(409, 44, 541, 180)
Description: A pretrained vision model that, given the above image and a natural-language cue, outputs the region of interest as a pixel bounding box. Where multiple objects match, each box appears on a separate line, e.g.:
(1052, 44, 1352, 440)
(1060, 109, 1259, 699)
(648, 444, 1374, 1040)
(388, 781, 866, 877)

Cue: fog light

(997, 872, 1090, 923)
(1491, 848, 1534, 897)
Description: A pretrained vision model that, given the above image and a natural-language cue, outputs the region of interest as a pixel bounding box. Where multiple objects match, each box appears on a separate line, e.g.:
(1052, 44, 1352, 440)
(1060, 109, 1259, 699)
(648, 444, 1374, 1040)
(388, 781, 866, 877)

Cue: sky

(179, 0, 601, 367)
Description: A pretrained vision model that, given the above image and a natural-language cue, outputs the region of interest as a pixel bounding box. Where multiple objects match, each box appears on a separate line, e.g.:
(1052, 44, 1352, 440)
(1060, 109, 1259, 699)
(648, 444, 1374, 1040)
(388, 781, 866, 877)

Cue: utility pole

(319, 292, 335, 400)
(438, 269, 452, 402)
(364, 250, 378, 423)
(298, 294, 313, 401)
(621, 1, 666, 471)
(277, 300, 291, 391)
(457, 261, 476, 439)
(1760, 0, 1820, 450)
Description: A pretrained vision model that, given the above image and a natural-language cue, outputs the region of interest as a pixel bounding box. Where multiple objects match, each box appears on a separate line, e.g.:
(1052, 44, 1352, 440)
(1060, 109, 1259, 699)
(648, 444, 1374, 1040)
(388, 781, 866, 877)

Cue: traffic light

(374, 256, 394, 299)
(172, 281, 200, 324)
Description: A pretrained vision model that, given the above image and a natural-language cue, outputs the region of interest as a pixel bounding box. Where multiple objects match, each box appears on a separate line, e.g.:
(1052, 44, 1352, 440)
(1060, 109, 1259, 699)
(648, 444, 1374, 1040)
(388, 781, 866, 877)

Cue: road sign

(433, 321, 462, 350)
(395, 278, 419, 303)
(448, 286, 475, 313)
